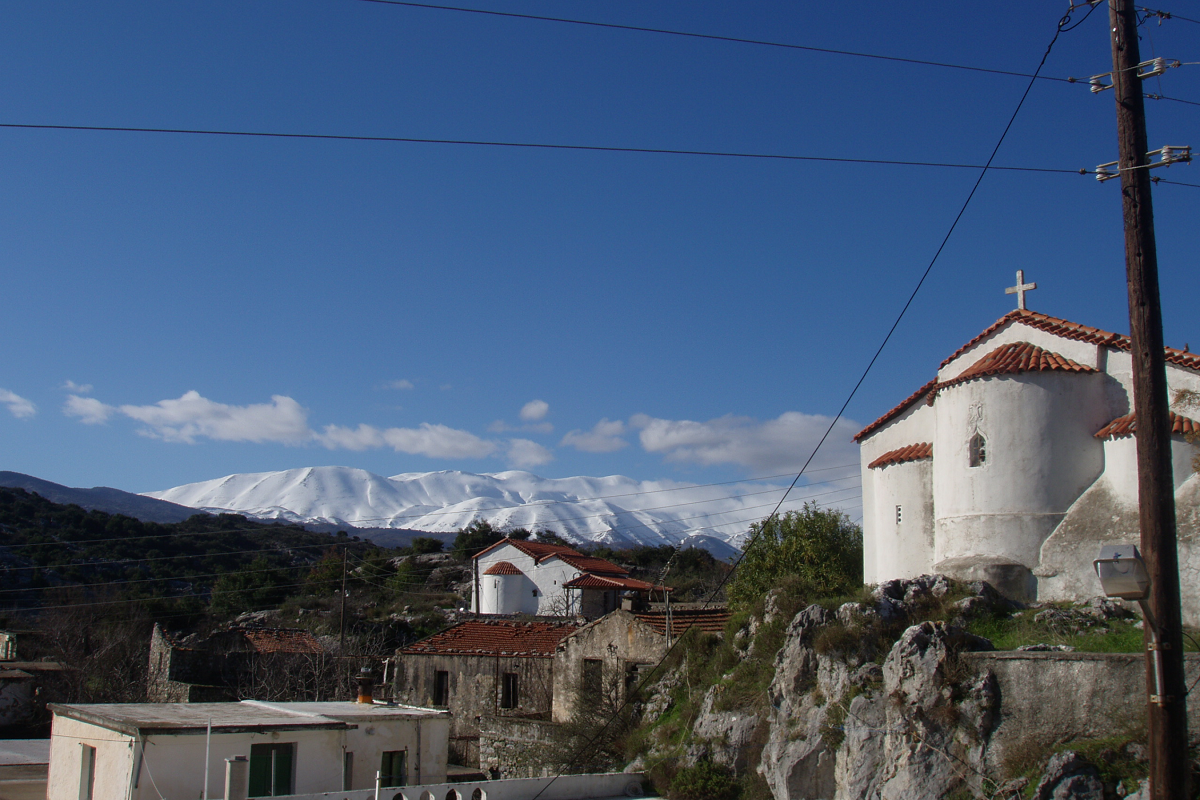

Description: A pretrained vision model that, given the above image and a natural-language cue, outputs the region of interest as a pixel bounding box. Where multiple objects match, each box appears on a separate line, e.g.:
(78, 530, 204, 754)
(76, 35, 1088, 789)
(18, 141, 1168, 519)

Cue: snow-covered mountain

(144, 466, 811, 557)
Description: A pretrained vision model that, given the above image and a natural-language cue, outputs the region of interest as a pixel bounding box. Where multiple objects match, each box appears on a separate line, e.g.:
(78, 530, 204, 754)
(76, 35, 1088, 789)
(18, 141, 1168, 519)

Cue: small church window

(969, 432, 987, 467)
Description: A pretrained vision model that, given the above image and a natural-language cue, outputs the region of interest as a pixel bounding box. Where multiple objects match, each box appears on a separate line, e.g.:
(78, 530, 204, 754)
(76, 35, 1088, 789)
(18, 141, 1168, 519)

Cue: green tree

(728, 503, 862, 609)
(409, 536, 445, 555)
(210, 557, 295, 617)
(451, 519, 506, 559)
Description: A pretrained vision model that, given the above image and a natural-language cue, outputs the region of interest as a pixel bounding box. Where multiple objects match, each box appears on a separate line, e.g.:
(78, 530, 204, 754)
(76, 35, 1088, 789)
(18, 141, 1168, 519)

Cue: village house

(0, 739, 49, 800)
(471, 539, 666, 618)
(392, 620, 577, 767)
(856, 293, 1200, 620)
(148, 624, 328, 702)
(46, 699, 450, 800)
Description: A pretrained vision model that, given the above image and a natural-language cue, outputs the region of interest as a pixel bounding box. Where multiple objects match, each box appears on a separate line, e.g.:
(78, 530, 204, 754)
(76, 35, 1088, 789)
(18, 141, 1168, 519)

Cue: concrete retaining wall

(965, 651, 1200, 776)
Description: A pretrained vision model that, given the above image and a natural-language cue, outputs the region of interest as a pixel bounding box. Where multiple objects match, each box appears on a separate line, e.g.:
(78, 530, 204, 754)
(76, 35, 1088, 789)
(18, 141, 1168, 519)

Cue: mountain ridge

(144, 466, 799, 558)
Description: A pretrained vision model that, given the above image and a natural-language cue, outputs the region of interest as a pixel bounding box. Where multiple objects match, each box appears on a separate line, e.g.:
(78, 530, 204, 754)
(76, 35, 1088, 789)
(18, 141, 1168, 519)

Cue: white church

(855, 275, 1200, 624)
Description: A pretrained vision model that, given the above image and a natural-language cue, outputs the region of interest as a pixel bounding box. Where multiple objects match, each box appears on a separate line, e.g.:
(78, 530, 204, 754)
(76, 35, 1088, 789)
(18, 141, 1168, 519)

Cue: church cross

(1005, 270, 1037, 310)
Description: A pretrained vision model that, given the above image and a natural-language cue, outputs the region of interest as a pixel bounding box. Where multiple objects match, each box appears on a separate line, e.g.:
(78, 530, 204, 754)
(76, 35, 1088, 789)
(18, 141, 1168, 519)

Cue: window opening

(500, 673, 519, 709)
(343, 752, 354, 791)
(969, 433, 987, 467)
(249, 743, 295, 797)
(582, 659, 603, 700)
(79, 745, 96, 800)
(380, 751, 407, 788)
(434, 670, 450, 706)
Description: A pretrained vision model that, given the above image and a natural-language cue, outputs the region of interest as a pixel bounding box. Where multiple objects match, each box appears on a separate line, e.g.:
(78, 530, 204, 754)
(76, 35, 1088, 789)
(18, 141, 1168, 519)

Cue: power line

(1146, 93, 1200, 107)
(347, 0, 1077, 84)
(0, 122, 1083, 175)
(1151, 176, 1200, 188)
(1137, 6, 1200, 25)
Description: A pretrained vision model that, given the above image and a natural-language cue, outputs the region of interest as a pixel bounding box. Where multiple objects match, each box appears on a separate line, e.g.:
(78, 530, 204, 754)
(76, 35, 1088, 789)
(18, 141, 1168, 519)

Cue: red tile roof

(474, 538, 629, 577)
(855, 308, 1200, 444)
(1094, 410, 1200, 440)
(940, 342, 1097, 388)
(634, 608, 733, 636)
(552, 552, 628, 576)
(867, 442, 933, 470)
(400, 620, 579, 658)
(483, 561, 523, 576)
(562, 574, 667, 592)
(853, 377, 939, 442)
(474, 539, 580, 562)
(939, 309, 1200, 372)
(237, 628, 325, 655)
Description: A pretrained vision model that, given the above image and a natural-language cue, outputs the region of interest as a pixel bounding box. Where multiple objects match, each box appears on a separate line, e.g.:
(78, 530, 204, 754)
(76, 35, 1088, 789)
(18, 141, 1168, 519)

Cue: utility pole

(1107, 1, 1189, 796)
(339, 546, 349, 656)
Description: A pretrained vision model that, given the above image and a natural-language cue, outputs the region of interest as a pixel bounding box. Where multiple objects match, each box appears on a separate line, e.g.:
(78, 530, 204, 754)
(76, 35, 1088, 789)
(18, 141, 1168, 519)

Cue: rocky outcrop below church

(631, 576, 1200, 800)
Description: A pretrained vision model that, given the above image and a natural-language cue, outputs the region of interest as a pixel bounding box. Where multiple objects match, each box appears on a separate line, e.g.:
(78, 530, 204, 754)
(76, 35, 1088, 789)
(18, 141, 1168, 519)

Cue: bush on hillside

(728, 503, 862, 609)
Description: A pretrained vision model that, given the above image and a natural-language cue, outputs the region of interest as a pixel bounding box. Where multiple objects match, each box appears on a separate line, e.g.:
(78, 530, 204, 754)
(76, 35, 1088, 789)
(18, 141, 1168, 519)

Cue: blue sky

(1, 0, 1197, 506)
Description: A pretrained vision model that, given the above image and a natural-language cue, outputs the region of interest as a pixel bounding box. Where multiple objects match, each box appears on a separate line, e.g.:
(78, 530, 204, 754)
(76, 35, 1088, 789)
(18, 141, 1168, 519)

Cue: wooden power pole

(1107, 1, 1189, 796)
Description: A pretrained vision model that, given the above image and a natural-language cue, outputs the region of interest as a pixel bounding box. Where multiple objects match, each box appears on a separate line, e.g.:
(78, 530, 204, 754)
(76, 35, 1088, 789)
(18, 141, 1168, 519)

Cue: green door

(380, 751, 406, 787)
(249, 743, 295, 797)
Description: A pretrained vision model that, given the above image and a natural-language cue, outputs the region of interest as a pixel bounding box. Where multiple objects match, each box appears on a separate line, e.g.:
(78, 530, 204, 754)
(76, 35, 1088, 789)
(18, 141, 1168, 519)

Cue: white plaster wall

(344, 717, 449, 789)
(933, 372, 1109, 568)
(47, 716, 136, 800)
(473, 544, 582, 616)
(868, 459, 934, 581)
(858, 401, 934, 584)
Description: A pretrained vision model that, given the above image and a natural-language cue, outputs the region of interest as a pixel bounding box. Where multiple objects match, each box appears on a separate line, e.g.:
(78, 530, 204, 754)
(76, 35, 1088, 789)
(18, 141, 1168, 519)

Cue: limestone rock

(1031, 751, 1103, 800)
(686, 685, 761, 771)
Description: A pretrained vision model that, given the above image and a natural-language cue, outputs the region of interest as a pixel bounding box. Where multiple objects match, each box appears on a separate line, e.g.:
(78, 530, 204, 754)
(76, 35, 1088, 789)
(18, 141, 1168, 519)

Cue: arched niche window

(968, 432, 987, 467)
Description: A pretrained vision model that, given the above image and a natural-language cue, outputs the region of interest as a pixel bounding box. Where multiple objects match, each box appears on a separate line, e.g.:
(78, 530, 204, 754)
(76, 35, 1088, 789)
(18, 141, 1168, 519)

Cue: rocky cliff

(633, 576, 1193, 800)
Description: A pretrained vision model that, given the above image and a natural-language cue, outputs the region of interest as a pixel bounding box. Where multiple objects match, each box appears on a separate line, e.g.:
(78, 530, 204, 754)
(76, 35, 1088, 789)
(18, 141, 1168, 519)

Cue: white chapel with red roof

(855, 279, 1200, 623)
(471, 538, 664, 618)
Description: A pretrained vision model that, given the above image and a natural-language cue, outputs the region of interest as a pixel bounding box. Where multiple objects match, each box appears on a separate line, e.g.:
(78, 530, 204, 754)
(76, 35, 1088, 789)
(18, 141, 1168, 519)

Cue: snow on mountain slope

(144, 466, 832, 555)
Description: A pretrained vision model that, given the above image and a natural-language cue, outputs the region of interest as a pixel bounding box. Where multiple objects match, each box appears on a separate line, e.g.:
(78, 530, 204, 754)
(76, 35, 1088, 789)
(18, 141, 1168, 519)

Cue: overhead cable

(0, 122, 1082, 174)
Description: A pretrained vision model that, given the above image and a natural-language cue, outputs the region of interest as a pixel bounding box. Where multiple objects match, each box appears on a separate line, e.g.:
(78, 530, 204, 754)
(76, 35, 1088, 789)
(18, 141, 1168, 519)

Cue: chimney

(356, 667, 374, 704)
(224, 756, 249, 800)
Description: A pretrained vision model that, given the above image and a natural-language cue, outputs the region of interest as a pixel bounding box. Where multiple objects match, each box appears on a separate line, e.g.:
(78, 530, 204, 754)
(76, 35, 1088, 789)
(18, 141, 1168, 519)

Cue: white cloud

(0, 389, 37, 419)
(489, 419, 553, 434)
(520, 399, 550, 422)
(118, 391, 312, 444)
(384, 379, 415, 391)
(64, 395, 114, 424)
(561, 418, 628, 453)
(62, 380, 93, 394)
(631, 411, 862, 474)
(316, 423, 497, 459)
(506, 438, 554, 468)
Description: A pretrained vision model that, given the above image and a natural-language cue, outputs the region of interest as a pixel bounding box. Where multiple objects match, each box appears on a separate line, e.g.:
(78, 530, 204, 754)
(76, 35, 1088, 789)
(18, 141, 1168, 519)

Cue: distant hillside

(0, 471, 203, 524)
(0, 486, 381, 608)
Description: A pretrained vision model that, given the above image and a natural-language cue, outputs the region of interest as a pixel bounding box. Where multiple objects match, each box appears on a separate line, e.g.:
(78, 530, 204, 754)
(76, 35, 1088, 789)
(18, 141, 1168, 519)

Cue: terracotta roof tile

(473, 538, 581, 562)
(553, 552, 628, 576)
(482, 561, 523, 576)
(940, 342, 1097, 388)
(867, 443, 933, 470)
(400, 620, 579, 658)
(562, 574, 667, 592)
(236, 628, 325, 655)
(634, 609, 733, 636)
(1094, 410, 1200, 440)
(858, 310, 1200, 444)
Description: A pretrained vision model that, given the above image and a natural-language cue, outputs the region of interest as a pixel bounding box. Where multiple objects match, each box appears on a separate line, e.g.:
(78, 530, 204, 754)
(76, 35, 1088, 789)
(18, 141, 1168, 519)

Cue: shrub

(728, 504, 862, 609)
(669, 759, 739, 800)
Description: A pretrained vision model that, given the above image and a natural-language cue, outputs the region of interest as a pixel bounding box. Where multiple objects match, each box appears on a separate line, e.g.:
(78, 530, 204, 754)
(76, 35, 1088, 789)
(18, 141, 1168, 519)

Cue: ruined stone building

(393, 607, 731, 770)
(147, 624, 327, 702)
(393, 619, 578, 766)
(856, 305, 1200, 621)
